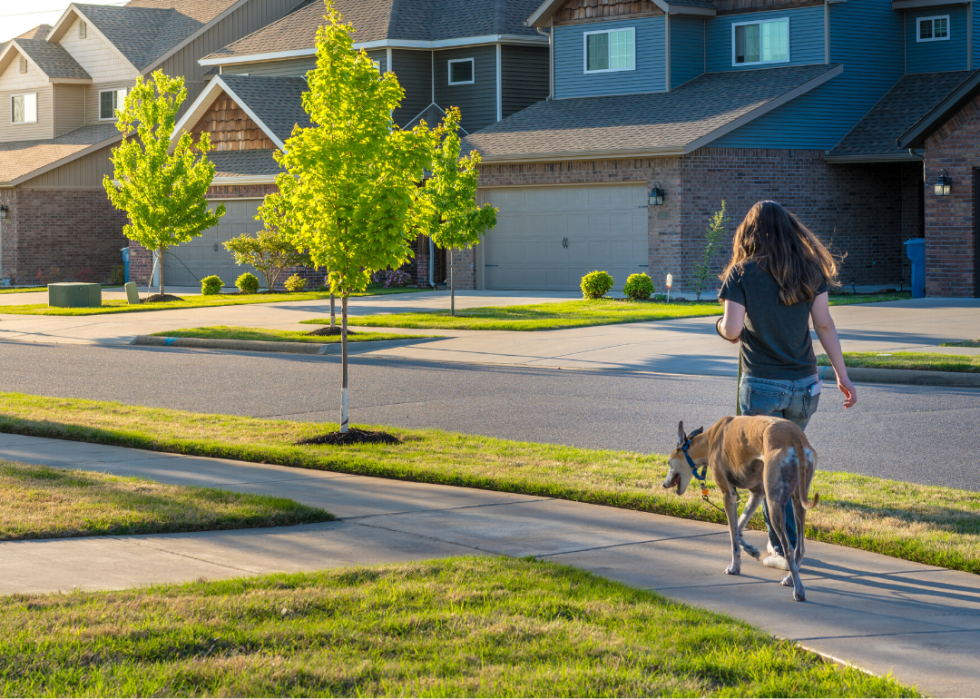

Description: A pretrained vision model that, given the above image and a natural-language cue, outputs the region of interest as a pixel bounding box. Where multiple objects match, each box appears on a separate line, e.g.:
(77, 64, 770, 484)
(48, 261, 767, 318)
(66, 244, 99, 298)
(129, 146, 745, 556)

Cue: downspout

(665, 13, 671, 92)
(537, 25, 553, 99)
(824, 1, 830, 64)
(429, 237, 436, 287)
(968, 2, 973, 70)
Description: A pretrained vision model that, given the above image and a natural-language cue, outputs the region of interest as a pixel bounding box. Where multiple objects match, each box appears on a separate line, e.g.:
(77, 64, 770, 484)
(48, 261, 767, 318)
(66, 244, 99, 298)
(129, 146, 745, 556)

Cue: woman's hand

(837, 375, 857, 409)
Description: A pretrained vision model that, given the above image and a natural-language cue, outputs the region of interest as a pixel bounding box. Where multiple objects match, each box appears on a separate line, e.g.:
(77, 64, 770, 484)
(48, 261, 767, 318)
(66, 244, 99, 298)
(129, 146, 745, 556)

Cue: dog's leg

(793, 490, 807, 566)
(723, 487, 742, 576)
(767, 488, 806, 601)
(736, 491, 764, 559)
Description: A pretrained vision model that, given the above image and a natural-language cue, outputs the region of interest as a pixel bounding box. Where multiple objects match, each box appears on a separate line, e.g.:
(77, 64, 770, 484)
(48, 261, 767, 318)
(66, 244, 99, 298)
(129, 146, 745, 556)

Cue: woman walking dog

(715, 201, 857, 571)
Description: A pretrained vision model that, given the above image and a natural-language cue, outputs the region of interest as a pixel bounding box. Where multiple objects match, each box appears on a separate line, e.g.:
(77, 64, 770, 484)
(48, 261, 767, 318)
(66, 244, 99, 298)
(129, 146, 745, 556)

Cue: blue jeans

(738, 374, 821, 557)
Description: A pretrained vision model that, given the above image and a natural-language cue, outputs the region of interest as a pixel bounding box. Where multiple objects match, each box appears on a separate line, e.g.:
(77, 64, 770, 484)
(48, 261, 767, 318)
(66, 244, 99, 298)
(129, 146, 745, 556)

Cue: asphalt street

(1, 341, 977, 491)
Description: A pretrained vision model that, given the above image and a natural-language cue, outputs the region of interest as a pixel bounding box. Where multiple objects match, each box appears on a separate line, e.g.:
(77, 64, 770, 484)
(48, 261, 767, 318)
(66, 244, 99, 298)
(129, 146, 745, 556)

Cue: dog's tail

(794, 434, 819, 510)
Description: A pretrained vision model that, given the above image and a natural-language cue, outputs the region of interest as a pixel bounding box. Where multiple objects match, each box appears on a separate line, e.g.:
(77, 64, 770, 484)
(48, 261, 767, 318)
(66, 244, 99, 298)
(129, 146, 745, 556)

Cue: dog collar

(681, 440, 706, 482)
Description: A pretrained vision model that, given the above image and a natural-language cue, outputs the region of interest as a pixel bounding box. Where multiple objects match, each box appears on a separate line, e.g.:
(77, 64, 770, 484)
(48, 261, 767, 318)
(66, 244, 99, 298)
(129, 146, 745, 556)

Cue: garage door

(481, 184, 649, 291)
(163, 199, 261, 288)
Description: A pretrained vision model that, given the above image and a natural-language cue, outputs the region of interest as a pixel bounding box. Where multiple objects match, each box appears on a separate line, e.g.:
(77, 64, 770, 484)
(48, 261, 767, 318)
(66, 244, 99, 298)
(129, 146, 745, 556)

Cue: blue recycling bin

(120, 247, 130, 284)
(904, 238, 925, 298)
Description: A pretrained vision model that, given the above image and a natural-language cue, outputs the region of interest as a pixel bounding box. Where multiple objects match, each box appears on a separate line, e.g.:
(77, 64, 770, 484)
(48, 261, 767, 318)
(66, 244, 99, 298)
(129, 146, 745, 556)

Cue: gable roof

(828, 70, 972, 161)
(209, 149, 284, 182)
(0, 123, 120, 187)
(898, 67, 980, 149)
(201, 0, 544, 65)
(463, 63, 841, 162)
(527, 0, 715, 26)
(9, 39, 91, 81)
(17, 25, 53, 40)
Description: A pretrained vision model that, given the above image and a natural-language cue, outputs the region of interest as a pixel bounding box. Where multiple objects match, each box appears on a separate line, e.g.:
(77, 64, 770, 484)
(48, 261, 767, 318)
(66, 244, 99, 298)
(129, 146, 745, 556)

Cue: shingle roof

(203, 0, 542, 62)
(463, 64, 840, 161)
(14, 39, 91, 80)
(17, 25, 53, 40)
(208, 149, 283, 178)
(74, 0, 241, 71)
(828, 71, 972, 159)
(0, 123, 120, 185)
(219, 75, 311, 143)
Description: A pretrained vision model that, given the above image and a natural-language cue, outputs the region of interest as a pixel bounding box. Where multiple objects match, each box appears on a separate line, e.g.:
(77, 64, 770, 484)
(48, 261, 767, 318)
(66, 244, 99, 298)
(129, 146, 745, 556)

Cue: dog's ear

(677, 421, 686, 445)
(689, 426, 704, 439)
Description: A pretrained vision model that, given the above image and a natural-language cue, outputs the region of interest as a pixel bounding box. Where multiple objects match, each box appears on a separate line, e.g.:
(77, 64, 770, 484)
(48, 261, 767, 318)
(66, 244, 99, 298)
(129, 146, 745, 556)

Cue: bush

(623, 273, 654, 300)
(236, 273, 260, 294)
(201, 275, 224, 295)
(109, 264, 125, 286)
(371, 268, 412, 288)
(284, 274, 307, 292)
(581, 271, 614, 300)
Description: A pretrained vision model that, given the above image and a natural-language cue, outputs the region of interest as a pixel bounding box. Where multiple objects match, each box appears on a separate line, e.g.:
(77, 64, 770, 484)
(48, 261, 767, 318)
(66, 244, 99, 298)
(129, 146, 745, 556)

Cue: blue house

(463, 0, 980, 297)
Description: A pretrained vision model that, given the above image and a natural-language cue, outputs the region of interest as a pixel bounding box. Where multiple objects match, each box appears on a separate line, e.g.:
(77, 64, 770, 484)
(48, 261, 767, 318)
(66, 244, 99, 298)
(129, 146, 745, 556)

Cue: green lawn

(0, 286, 428, 316)
(941, 339, 980, 348)
(0, 460, 331, 540)
(826, 292, 911, 305)
(1, 393, 977, 576)
(153, 326, 438, 344)
(818, 351, 980, 373)
(0, 557, 912, 697)
(0, 286, 46, 295)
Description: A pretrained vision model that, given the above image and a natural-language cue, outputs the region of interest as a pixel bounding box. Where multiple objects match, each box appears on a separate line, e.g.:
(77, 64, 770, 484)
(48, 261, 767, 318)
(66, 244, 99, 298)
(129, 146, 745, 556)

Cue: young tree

(411, 107, 497, 316)
(691, 200, 730, 301)
(224, 187, 311, 291)
(277, 1, 432, 434)
(104, 71, 224, 296)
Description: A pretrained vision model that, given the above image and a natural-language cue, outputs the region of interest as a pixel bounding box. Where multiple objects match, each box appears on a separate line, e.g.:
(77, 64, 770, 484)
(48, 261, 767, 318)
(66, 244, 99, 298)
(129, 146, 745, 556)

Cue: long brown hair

(720, 200, 838, 305)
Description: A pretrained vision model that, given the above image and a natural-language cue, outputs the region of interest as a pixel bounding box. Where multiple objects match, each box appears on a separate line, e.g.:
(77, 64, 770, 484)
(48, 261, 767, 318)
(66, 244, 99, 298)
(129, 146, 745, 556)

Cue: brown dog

(662, 416, 818, 601)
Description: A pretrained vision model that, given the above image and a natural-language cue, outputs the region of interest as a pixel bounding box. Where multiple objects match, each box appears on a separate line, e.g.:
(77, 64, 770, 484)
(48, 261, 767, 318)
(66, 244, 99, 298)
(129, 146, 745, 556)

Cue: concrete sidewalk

(1, 432, 978, 697)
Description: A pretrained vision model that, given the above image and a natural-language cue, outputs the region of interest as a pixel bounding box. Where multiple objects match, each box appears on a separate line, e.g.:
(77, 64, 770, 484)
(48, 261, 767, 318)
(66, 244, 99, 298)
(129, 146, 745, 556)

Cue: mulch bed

(143, 294, 184, 303)
(306, 326, 355, 337)
(296, 428, 401, 446)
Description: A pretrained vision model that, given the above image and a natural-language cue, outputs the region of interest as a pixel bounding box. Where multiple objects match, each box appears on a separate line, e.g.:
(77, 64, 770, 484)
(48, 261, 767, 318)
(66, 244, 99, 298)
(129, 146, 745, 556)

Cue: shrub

(623, 273, 654, 300)
(201, 275, 224, 295)
(236, 273, 260, 294)
(109, 264, 125, 286)
(284, 274, 307, 292)
(581, 270, 614, 300)
(371, 268, 412, 288)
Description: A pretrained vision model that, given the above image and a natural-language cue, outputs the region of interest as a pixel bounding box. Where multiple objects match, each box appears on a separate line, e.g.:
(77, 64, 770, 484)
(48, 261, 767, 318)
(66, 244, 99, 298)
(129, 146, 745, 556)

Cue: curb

(822, 365, 980, 388)
(132, 335, 433, 356)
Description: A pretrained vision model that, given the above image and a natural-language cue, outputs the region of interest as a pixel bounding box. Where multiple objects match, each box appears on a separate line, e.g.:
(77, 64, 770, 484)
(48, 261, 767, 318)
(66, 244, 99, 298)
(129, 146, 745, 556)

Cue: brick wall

(0, 189, 16, 283)
(5, 188, 127, 286)
(923, 92, 980, 298)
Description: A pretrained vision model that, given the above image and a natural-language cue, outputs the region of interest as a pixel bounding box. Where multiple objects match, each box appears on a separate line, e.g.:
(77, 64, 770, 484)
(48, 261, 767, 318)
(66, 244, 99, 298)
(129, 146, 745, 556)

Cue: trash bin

(904, 238, 925, 298)
(120, 247, 130, 284)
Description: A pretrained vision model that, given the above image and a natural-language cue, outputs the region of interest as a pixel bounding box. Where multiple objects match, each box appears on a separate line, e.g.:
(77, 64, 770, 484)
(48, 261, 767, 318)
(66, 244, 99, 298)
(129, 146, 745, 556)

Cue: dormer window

(19, 57, 27, 74)
(584, 27, 635, 73)
(11, 93, 37, 124)
(100, 88, 127, 120)
(448, 58, 475, 85)
(917, 16, 949, 42)
(733, 18, 789, 65)
(79, 21, 87, 39)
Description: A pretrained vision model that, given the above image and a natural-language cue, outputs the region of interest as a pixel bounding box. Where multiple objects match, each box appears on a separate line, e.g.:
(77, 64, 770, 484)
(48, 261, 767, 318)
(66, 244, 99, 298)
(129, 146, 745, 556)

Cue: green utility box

(48, 282, 102, 308)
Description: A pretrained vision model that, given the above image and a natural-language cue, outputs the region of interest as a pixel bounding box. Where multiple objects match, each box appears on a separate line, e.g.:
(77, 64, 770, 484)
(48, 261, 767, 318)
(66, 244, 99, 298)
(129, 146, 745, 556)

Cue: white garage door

(481, 184, 649, 291)
(163, 199, 261, 288)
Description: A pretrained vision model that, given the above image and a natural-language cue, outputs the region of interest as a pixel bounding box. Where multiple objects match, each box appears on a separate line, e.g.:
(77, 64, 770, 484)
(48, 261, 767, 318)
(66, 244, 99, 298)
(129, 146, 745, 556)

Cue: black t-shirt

(718, 261, 828, 380)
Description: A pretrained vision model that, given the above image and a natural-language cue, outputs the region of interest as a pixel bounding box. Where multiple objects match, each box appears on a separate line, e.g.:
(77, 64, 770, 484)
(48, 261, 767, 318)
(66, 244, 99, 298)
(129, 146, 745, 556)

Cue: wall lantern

(649, 182, 665, 206)
(0, 205, 7, 219)
(934, 169, 952, 197)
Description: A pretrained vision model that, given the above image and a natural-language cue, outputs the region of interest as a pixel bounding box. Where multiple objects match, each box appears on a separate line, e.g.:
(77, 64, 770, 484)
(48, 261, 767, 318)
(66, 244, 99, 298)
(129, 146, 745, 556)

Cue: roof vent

(19, 57, 27, 74)
(79, 20, 87, 39)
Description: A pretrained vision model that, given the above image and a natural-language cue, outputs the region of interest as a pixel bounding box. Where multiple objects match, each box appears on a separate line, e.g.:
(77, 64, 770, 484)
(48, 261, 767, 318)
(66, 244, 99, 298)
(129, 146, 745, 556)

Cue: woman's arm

(716, 299, 745, 344)
(810, 292, 857, 408)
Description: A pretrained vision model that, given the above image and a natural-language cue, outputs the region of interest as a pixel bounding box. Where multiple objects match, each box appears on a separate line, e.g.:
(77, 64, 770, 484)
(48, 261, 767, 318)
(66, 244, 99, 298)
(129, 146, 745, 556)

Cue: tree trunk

(158, 246, 164, 296)
(330, 293, 336, 328)
(340, 294, 349, 434)
(450, 248, 455, 316)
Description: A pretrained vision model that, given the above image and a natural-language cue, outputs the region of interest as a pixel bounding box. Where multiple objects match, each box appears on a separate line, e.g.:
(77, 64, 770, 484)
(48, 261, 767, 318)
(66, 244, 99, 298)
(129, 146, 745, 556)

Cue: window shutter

(19, 57, 27, 74)
(79, 21, 87, 39)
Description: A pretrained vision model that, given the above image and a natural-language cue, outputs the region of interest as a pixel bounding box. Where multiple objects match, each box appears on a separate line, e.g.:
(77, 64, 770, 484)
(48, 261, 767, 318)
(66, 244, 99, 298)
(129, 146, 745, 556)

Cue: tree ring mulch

(296, 428, 400, 446)
(306, 325, 355, 337)
(143, 294, 184, 303)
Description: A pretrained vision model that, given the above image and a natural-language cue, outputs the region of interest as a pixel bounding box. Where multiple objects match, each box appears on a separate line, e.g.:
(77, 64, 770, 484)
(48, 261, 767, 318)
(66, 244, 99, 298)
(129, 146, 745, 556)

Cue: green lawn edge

(150, 326, 440, 344)
(818, 352, 980, 373)
(0, 392, 976, 577)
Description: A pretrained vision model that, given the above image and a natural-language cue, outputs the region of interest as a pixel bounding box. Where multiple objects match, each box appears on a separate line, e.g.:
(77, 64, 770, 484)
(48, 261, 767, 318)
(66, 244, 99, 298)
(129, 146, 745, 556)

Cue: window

(100, 88, 127, 120)
(917, 15, 949, 42)
(448, 58, 474, 85)
(584, 27, 635, 73)
(79, 20, 87, 38)
(733, 18, 789, 65)
(11, 93, 37, 124)
(19, 57, 27, 74)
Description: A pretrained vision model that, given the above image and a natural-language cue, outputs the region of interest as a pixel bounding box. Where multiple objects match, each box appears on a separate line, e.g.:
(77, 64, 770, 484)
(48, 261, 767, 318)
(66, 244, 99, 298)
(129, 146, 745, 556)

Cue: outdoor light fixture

(0, 205, 7, 219)
(649, 182, 665, 206)
(934, 169, 952, 197)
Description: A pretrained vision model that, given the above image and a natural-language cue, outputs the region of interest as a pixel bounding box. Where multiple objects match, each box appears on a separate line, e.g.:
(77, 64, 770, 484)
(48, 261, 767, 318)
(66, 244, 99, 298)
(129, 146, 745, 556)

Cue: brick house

(458, 0, 980, 296)
(0, 0, 307, 287)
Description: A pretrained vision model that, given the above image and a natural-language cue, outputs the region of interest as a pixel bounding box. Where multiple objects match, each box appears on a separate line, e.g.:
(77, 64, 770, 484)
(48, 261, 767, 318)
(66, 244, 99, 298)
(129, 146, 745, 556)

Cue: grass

(0, 286, 427, 316)
(0, 557, 913, 697)
(0, 460, 332, 540)
(818, 351, 980, 373)
(152, 326, 438, 344)
(0, 393, 977, 576)
(941, 339, 980, 347)
(0, 287, 47, 295)
(826, 291, 911, 305)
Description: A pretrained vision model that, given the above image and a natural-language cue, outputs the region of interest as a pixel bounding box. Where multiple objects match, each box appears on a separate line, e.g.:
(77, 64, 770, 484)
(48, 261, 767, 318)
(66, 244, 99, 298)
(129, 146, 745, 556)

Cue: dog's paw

(780, 574, 794, 587)
(724, 563, 741, 576)
(742, 542, 761, 559)
(793, 589, 806, 602)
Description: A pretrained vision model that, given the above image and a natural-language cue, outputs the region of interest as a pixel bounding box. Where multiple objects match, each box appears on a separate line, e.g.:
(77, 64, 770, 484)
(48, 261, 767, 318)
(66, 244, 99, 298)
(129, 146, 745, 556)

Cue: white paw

(780, 574, 794, 587)
(724, 563, 741, 576)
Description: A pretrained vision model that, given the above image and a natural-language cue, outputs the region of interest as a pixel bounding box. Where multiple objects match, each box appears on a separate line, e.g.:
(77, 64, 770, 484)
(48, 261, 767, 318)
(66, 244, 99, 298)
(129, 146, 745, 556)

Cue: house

(153, 0, 551, 288)
(460, 0, 980, 297)
(0, 0, 307, 286)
